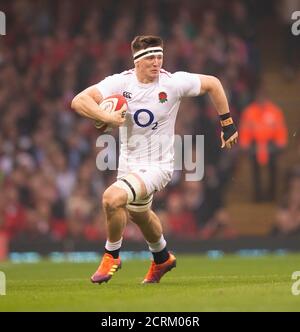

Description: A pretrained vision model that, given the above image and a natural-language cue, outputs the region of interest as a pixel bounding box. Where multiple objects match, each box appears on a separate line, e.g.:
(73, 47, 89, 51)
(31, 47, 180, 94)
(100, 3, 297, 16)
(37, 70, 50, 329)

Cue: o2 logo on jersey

(133, 109, 158, 130)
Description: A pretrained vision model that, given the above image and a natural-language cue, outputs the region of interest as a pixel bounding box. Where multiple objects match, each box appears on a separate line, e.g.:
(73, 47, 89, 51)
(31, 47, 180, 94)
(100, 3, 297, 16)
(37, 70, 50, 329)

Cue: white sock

(147, 235, 166, 253)
(105, 238, 123, 252)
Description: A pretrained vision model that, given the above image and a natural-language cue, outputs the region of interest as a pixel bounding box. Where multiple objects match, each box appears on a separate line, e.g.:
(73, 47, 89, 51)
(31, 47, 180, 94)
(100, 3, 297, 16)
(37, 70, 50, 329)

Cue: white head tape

(133, 46, 163, 64)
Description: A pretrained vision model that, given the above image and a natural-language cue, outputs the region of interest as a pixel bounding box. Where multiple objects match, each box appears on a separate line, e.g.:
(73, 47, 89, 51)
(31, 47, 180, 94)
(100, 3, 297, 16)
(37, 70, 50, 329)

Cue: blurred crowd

(1, 0, 292, 249)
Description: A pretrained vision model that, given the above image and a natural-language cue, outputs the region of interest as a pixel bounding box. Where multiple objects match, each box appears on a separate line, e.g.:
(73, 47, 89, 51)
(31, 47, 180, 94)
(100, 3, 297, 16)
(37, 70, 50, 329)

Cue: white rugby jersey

(96, 69, 201, 172)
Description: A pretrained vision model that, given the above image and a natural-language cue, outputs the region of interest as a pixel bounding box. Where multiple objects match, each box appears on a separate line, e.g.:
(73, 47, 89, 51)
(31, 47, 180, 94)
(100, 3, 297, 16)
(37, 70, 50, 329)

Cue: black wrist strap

(220, 113, 231, 121)
(220, 113, 233, 127)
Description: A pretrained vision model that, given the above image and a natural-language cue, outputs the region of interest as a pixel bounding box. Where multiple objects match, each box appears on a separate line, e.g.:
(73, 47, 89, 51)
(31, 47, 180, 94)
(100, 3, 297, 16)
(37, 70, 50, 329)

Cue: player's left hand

(221, 130, 238, 149)
(219, 113, 238, 149)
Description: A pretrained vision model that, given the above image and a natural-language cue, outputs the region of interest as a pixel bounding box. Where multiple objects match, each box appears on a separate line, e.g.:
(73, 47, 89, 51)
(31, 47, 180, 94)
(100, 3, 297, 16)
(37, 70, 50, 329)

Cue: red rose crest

(158, 91, 167, 103)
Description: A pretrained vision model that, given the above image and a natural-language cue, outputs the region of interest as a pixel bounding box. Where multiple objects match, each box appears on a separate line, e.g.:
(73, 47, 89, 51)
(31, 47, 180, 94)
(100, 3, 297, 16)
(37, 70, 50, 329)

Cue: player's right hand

(106, 104, 127, 127)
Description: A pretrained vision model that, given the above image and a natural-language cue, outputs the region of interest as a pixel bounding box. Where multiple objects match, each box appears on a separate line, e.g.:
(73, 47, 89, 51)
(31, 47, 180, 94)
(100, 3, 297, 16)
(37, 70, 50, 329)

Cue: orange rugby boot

(91, 253, 121, 284)
(142, 252, 176, 284)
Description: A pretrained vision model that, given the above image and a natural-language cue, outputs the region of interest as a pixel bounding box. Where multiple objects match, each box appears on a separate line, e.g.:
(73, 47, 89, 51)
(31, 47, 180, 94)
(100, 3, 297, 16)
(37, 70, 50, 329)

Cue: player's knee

(102, 187, 127, 212)
(130, 210, 150, 225)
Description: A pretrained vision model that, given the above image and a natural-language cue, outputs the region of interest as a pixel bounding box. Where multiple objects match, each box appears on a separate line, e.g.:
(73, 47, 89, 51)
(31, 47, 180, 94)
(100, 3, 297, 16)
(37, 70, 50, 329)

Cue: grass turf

(0, 254, 300, 311)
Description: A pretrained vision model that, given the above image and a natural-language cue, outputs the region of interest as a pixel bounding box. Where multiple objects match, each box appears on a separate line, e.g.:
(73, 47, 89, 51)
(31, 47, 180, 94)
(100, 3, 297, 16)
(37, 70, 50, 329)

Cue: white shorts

(117, 164, 173, 211)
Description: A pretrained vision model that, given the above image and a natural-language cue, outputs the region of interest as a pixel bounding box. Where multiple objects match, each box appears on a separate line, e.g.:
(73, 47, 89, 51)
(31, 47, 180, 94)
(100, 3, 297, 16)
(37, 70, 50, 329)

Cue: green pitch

(1, 254, 300, 311)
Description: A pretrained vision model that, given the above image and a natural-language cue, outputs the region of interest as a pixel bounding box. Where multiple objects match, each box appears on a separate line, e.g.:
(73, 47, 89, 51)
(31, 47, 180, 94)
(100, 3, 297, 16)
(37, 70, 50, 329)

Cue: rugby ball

(95, 94, 128, 131)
